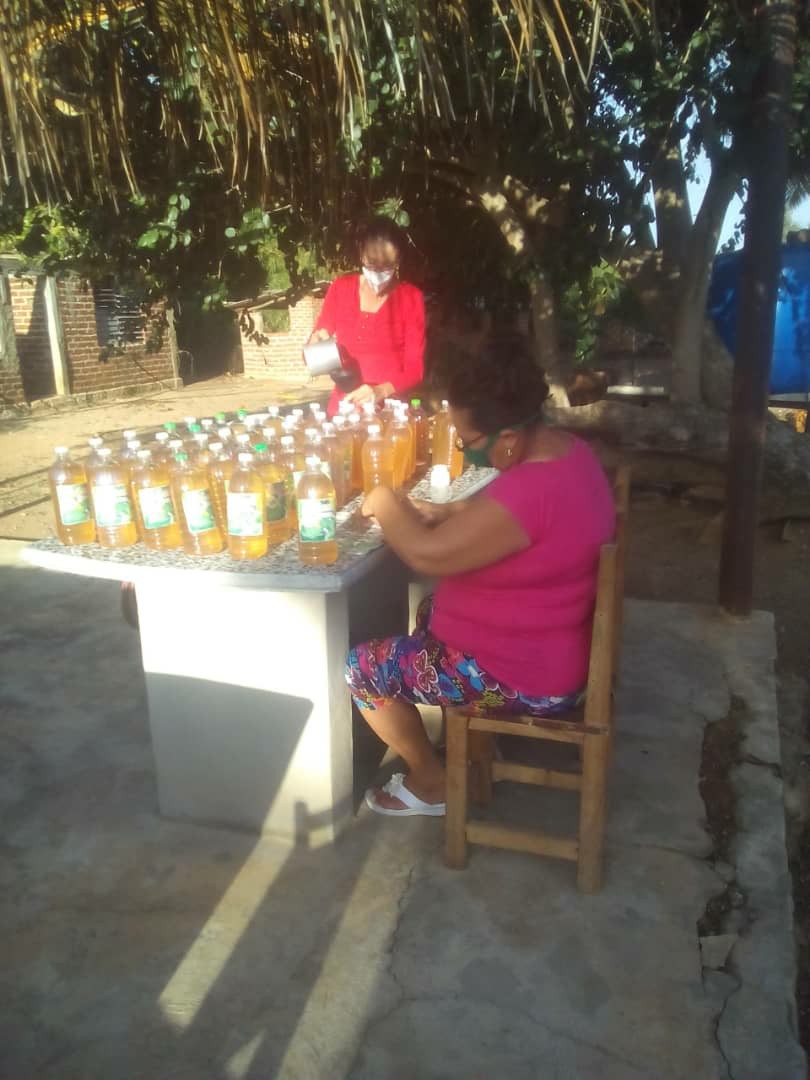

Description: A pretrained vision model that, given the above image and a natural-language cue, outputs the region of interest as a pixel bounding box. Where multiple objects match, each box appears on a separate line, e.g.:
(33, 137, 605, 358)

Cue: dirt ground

(3, 375, 810, 1059)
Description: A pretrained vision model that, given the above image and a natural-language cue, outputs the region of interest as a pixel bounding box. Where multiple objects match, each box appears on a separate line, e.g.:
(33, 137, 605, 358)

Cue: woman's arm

(364, 486, 528, 576)
(389, 288, 425, 394)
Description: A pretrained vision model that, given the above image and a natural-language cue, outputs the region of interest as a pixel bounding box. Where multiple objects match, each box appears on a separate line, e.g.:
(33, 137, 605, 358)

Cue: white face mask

(362, 266, 395, 294)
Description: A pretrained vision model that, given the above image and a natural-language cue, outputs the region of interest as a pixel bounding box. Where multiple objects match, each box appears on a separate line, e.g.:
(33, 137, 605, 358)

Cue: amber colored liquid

(280, 446, 306, 530)
(227, 466, 268, 560)
(335, 428, 355, 504)
(131, 461, 183, 550)
(431, 411, 464, 479)
(411, 408, 429, 468)
(297, 469, 338, 565)
(208, 455, 235, 532)
(362, 436, 395, 495)
(388, 426, 411, 488)
(171, 464, 225, 555)
(48, 459, 96, 545)
(89, 461, 139, 548)
(257, 458, 292, 546)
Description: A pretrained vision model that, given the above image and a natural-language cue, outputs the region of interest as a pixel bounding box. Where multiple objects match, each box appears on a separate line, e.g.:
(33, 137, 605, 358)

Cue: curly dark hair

(435, 333, 550, 433)
(356, 216, 407, 259)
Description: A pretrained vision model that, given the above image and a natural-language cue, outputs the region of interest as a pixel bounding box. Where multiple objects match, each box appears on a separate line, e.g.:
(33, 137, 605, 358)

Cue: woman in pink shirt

(346, 335, 616, 818)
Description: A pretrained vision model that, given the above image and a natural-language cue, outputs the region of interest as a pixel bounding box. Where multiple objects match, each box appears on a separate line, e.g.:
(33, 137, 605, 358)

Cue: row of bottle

(48, 444, 340, 564)
(49, 396, 466, 559)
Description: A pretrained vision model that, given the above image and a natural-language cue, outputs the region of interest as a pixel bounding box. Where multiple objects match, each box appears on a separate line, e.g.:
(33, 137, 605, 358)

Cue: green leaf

(224, 226, 237, 238)
(178, 194, 190, 212)
(137, 229, 161, 248)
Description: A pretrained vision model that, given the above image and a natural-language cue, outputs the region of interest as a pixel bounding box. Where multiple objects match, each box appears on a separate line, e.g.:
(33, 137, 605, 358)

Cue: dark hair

(356, 216, 407, 259)
(435, 333, 550, 433)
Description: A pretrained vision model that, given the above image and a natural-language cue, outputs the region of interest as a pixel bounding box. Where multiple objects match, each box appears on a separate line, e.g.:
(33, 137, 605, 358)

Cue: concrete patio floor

(0, 539, 804, 1079)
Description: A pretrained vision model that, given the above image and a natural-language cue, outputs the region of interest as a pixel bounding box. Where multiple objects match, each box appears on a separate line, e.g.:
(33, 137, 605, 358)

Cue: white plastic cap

(309, 402, 321, 412)
(305, 427, 318, 438)
(137, 449, 151, 460)
(322, 423, 335, 434)
(184, 416, 197, 424)
(236, 433, 250, 444)
(281, 435, 294, 447)
(368, 424, 381, 436)
(267, 405, 279, 416)
(126, 439, 141, 449)
(89, 436, 104, 447)
(292, 408, 304, 417)
(123, 429, 137, 439)
(155, 432, 169, 442)
(363, 401, 376, 415)
(430, 464, 451, 487)
(98, 447, 113, 458)
(193, 433, 208, 444)
(237, 452, 254, 465)
(201, 418, 214, 427)
(169, 439, 183, 449)
(209, 441, 223, 453)
(305, 455, 322, 468)
(217, 427, 231, 439)
(54, 445, 68, 454)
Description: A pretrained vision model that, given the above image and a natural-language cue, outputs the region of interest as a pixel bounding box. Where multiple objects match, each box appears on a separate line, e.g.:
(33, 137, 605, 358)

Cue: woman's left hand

(360, 487, 380, 519)
(345, 382, 395, 407)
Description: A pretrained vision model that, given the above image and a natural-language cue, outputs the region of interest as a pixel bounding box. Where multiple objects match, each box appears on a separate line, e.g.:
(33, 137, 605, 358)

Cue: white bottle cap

(155, 431, 169, 442)
(363, 401, 376, 415)
(430, 464, 451, 499)
(193, 433, 208, 444)
(322, 422, 335, 434)
(89, 436, 104, 448)
(267, 405, 279, 416)
(201, 418, 214, 428)
(54, 445, 68, 454)
(98, 447, 112, 459)
(169, 439, 183, 449)
(123, 429, 137, 439)
(305, 427, 319, 438)
(237, 452, 254, 465)
(137, 449, 151, 460)
(126, 439, 141, 449)
(217, 427, 231, 440)
(367, 424, 381, 436)
(281, 435, 294, 447)
(209, 441, 223, 453)
(236, 433, 250, 445)
(184, 416, 197, 425)
(306, 455, 322, 468)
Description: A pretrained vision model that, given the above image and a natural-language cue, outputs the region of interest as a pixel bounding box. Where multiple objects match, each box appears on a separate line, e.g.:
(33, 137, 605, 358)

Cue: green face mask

(461, 411, 541, 468)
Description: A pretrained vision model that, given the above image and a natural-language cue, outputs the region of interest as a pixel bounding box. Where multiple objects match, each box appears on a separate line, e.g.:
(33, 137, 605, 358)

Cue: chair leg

(444, 709, 470, 869)
(577, 731, 609, 893)
(469, 731, 495, 805)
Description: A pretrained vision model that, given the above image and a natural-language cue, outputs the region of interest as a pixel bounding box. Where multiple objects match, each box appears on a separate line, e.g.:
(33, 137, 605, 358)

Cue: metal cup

(303, 337, 342, 377)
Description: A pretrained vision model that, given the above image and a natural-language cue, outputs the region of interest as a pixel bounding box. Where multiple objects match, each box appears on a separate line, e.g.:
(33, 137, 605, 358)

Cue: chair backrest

(582, 542, 619, 732)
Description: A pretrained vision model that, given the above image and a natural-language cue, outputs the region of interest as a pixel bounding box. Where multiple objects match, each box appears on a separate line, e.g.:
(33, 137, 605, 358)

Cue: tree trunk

(651, 143, 692, 272)
(670, 163, 738, 403)
(529, 272, 569, 406)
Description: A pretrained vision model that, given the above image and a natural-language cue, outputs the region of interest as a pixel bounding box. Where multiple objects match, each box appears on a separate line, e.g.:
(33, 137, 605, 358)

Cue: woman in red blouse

(308, 218, 425, 415)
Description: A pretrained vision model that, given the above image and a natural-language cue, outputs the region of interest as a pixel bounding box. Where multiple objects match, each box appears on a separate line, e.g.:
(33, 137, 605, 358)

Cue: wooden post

(718, 1, 798, 615)
(44, 276, 69, 397)
(444, 708, 469, 869)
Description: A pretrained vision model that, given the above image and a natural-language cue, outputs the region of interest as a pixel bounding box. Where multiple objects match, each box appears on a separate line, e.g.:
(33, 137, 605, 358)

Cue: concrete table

(23, 468, 496, 845)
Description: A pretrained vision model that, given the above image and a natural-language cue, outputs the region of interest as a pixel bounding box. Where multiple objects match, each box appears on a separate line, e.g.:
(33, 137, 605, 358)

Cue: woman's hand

(307, 327, 333, 345)
(408, 498, 451, 527)
(360, 486, 385, 519)
(345, 381, 395, 407)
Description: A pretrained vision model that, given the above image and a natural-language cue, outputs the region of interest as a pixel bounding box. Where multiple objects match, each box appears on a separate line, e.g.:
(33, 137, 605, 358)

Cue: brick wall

(58, 278, 175, 395)
(9, 276, 54, 400)
(240, 295, 322, 381)
(0, 361, 25, 407)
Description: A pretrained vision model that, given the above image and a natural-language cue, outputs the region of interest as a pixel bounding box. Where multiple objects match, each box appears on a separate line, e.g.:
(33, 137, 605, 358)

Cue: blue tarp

(707, 246, 810, 394)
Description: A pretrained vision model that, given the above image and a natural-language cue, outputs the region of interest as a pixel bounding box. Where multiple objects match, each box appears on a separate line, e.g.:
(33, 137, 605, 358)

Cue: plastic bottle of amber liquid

(253, 443, 291, 547)
(48, 446, 96, 545)
(89, 448, 138, 548)
(297, 456, 338, 566)
(172, 451, 224, 555)
(227, 452, 267, 560)
(362, 424, 395, 494)
(131, 449, 183, 550)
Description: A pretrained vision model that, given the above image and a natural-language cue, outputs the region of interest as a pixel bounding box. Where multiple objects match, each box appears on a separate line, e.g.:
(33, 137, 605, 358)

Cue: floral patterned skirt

(346, 597, 584, 717)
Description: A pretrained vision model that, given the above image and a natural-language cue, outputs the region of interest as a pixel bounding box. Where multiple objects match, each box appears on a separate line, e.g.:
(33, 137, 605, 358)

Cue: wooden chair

(443, 465, 630, 893)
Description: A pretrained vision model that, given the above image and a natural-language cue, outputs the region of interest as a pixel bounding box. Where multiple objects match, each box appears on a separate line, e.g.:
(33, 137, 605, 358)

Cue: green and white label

(265, 481, 287, 524)
(181, 488, 216, 534)
(56, 482, 91, 526)
(227, 491, 264, 537)
(138, 484, 175, 530)
(92, 483, 133, 528)
(298, 496, 336, 543)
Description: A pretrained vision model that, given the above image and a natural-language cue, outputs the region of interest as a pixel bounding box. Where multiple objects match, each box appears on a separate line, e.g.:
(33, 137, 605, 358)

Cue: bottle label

(92, 483, 133, 527)
(182, 488, 217, 534)
(227, 491, 264, 537)
(298, 497, 337, 543)
(138, 484, 175, 530)
(56, 482, 91, 526)
(265, 481, 287, 524)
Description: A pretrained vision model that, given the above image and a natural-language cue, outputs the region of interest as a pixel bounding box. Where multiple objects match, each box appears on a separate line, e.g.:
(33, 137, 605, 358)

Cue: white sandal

(365, 772, 446, 818)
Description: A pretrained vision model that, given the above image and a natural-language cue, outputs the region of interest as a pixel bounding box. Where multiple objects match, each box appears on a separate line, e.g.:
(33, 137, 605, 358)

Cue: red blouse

(313, 274, 425, 413)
